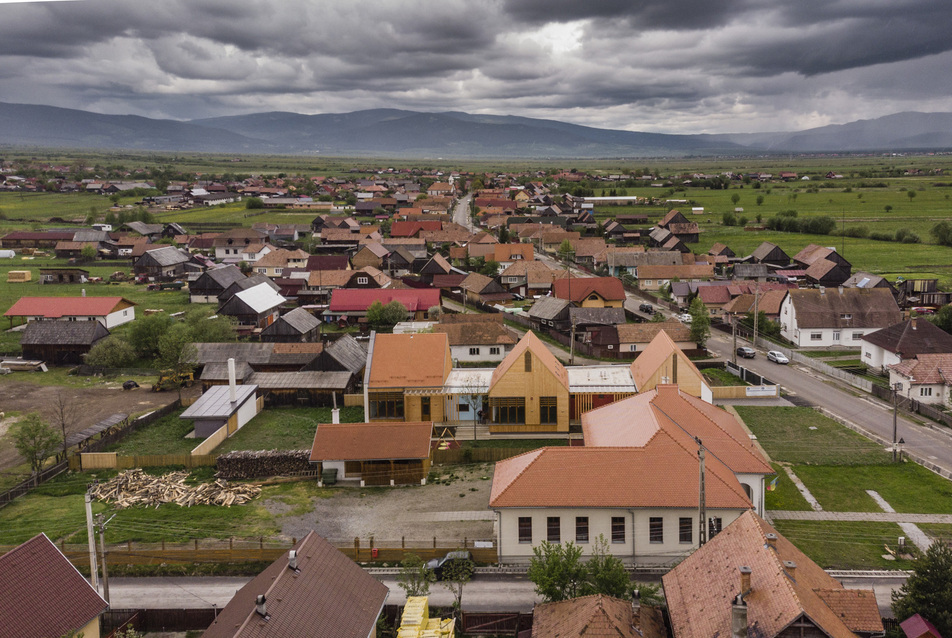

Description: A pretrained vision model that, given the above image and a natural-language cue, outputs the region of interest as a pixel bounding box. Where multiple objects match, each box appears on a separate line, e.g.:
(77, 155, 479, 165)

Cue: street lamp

(892, 382, 903, 462)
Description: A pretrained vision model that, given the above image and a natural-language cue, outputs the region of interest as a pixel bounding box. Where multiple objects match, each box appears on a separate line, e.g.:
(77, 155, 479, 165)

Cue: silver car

(767, 350, 789, 364)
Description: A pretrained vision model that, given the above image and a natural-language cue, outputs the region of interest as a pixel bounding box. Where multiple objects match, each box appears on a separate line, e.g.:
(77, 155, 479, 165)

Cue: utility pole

(84, 491, 99, 592)
(96, 513, 111, 604)
(752, 285, 760, 349)
(893, 382, 902, 462)
(697, 438, 707, 547)
(732, 319, 737, 364)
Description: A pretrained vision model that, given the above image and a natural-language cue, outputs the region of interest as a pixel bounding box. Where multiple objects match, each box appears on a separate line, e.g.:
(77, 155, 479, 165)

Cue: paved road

(706, 330, 952, 477)
(453, 194, 474, 232)
(106, 571, 902, 616)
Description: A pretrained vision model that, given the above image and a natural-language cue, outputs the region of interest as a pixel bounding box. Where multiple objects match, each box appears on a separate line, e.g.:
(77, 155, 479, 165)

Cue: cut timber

(90, 469, 260, 508)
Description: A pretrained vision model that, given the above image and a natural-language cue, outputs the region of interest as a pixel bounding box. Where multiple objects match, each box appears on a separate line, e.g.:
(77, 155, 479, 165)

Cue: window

(811, 332, 822, 341)
(921, 387, 933, 397)
(458, 403, 470, 413)
(547, 517, 561, 542)
(524, 351, 532, 372)
(865, 351, 871, 359)
(469, 347, 480, 356)
(123, 310, 128, 316)
(257, 268, 266, 274)
(421, 396, 431, 419)
(490, 397, 526, 424)
(489, 347, 500, 356)
(644, 280, 653, 286)
(611, 517, 626, 544)
(629, 344, 637, 352)
(357, 276, 369, 285)
(840, 313, 852, 320)
(679, 518, 693, 544)
(852, 332, 864, 341)
(649, 517, 664, 543)
(369, 392, 404, 420)
(540, 397, 558, 425)
(708, 517, 723, 538)
(575, 517, 589, 543)
(833, 331, 840, 342)
(519, 517, 532, 543)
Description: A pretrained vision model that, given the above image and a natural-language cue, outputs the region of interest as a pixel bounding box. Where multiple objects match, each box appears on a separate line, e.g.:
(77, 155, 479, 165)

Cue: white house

(778, 287, 901, 348)
(4, 296, 136, 329)
(888, 353, 952, 406)
(860, 318, 952, 372)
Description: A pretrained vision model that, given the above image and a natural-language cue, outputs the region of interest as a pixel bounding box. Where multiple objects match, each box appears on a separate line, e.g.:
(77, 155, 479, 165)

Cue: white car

(767, 350, 789, 364)
(678, 313, 693, 323)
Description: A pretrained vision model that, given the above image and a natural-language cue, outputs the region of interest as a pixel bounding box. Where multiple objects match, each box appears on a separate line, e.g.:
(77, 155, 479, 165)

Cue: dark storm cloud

(0, 0, 950, 133)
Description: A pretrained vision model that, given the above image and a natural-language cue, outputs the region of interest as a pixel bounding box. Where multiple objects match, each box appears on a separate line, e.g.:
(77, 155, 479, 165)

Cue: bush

(842, 226, 869, 238)
(870, 232, 894, 242)
(85, 336, 137, 368)
(245, 197, 264, 209)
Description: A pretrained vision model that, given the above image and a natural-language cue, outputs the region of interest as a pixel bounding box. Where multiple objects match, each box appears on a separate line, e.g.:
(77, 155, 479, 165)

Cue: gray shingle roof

(142, 245, 190, 267)
(528, 296, 570, 320)
(277, 307, 321, 333)
(21, 321, 108, 345)
(180, 384, 257, 419)
(325, 334, 368, 373)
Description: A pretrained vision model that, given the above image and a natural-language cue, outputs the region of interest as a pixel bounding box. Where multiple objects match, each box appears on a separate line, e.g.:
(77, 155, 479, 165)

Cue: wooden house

(4, 296, 136, 329)
(39, 267, 89, 284)
(260, 307, 321, 343)
(460, 272, 513, 305)
(552, 276, 625, 308)
(133, 245, 190, 279)
(629, 330, 712, 401)
(309, 421, 433, 486)
(749, 241, 791, 268)
(20, 321, 109, 364)
(364, 332, 452, 423)
(218, 283, 286, 330)
(351, 242, 389, 270)
(486, 331, 570, 433)
(189, 265, 246, 303)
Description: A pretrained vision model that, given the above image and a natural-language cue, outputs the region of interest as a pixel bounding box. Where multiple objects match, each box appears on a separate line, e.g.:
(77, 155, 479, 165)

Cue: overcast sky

(2, 0, 951, 134)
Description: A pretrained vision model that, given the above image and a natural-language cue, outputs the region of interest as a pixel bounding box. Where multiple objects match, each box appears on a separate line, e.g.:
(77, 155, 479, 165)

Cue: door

(421, 396, 431, 420)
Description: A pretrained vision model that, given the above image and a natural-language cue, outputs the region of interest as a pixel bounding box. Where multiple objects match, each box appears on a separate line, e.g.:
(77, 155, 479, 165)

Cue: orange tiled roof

(531, 594, 638, 638)
(368, 333, 450, 388)
(310, 422, 432, 461)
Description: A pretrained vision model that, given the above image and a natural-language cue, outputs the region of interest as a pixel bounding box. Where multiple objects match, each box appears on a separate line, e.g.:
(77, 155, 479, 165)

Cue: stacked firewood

(216, 450, 312, 480)
(90, 469, 260, 508)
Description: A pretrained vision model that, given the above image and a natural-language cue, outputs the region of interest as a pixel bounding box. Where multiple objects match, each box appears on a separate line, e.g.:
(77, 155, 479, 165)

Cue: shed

(7, 270, 31, 283)
(260, 307, 321, 343)
(303, 333, 368, 375)
(20, 321, 109, 365)
(309, 421, 433, 486)
(218, 282, 286, 329)
(39, 268, 89, 284)
(248, 371, 355, 406)
(180, 384, 260, 438)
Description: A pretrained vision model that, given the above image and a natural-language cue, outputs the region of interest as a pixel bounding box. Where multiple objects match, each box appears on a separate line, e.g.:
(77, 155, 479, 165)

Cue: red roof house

(4, 296, 137, 329)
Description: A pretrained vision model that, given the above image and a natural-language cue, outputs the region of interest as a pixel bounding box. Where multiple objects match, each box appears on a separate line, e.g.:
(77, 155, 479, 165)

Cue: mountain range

(2, 102, 952, 158)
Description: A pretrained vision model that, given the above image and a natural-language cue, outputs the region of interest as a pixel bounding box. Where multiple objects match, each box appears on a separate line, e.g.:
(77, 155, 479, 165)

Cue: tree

(891, 542, 952, 634)
(688, 297, 711, 347)
(84, 336, 137, 368)
(245, 197, 264, 209)
(80, 244, 98, 262)
(730, 193, 740, 206)
(479, 259, 500, 277)
(558, 239, 574, 260)
(907, 190, 917, 203)
(49, 391, 79, 457)
(128, 313, 173, 359)
(527, 541, 587, 602)
(441, 554, 475, 621)
(10, 413, 61, 481)
(397, 553, 435, 597)
(932, 305, 952, 334)
(931, 221, 952, 247)
(581, 536, 630, 598)
(381, 300, 409, 326)
(182, 306, 236, 342)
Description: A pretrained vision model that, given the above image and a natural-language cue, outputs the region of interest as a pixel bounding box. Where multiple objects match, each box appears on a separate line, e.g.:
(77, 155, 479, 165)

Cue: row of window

(810, 331, 865, 341)
(518, 516, 724, 545)
(519, 516, 627, 544)
(489, 397, 558, 425)
(468, 347, 502, 356)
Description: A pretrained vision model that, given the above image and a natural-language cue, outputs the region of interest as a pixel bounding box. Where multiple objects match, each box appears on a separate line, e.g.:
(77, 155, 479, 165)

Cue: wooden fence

(0, 460, 69, 509)
(76, 453, 218, 471)
(344, 393, 364, 407)
(191, 424, 229, 456)
(710, 385, 778, 399)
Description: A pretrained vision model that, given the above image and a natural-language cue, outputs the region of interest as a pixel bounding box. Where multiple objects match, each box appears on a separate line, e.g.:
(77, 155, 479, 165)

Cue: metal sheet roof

(567, 365, 636, 393)
(443, 368, 493, 394)
(180, 385, 257, 419)
(233, 283, 286, 313)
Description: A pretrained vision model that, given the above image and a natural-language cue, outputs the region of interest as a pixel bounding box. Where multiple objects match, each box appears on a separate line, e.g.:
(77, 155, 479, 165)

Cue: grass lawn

(795, 462, 952, 514)
(217, 406, 364, 453)
(102, 410, 197, 456)
(702, 368, 748, 387)
(735, 406, 889, 465)
(0, 469, 331, 545)
(765, 463, 811, 511)
(771, 520, 915, 570)
(917, 523, 952, 543)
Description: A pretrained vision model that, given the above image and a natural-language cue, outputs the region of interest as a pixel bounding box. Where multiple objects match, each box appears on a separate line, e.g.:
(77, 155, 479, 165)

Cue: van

(639, 303, 654, 314)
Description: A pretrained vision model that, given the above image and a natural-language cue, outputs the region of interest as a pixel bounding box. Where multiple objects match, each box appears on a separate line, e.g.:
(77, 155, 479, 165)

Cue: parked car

(677, 313, 693, 323)
(639, 303, 655, 314)
(425, 550, 473, 580)
(767, 351, 789, 364)
(736, 346, 756, 359)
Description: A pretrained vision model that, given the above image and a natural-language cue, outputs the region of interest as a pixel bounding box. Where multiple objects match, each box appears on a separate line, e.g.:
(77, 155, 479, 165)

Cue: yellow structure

(488, 331, 570, 433)
(7, 270, 31, 282)
(366, 333, 452, 423)
(399, 596, 455, 638)
(629, 330, 712, 401)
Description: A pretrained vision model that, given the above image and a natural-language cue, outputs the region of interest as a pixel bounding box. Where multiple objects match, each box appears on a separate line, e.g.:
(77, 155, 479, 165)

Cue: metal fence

(750, 337, 873, 392)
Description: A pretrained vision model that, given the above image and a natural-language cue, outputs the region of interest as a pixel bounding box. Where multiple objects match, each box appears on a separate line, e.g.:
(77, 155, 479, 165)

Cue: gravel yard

(267, 463, 497, 546)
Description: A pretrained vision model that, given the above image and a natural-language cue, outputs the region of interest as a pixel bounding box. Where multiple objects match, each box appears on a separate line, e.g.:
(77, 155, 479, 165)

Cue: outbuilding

(309, 421, 433, 486)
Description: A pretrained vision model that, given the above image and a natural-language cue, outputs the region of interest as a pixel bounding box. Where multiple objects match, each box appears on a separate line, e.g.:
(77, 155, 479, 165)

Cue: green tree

(479, 259, 500, 277)
(245, 197, 264, 209)
(891, 542, 952, 633)
(527, 541, 587, 602)
(931, 221, 952, 247)
(730, 193, 740, 206)
(381, 300, 409, 326)
(128, 313, 173, 359)
(558, 239, 574, 259)
(581, 536, 630, 598)
(80, 244, 98, 262)
(85, 336, 137, 368)
(10, 412, 61, 480)
(932, 305, 952, 334)
(182, 306, 236, 342)
(688, 297, 711, 347)
(907, 190, 917, 203)
(756, 195, 765, 206)
(441, 555, 475, 621)
(397, 553, 435, 597)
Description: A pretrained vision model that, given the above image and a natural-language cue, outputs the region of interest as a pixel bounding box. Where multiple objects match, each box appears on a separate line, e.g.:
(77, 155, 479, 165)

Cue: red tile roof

(368, 333, 451, 388)
(552, 276, 625, 303)
(0, 534, 107, 638)
(532, 594, 639, 638)
(201, 531, 388, 638)
(390, 220, 442, 237)
(663, 511, 882, 638)
(310, 421, 433, 461)
(5, 296, 135, 318)
(490, 439, 751, 510)
(329, 288, 441, 312)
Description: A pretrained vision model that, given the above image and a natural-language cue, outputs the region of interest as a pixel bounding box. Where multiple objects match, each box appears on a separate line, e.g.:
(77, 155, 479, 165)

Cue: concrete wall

(451, 344, 509, 363)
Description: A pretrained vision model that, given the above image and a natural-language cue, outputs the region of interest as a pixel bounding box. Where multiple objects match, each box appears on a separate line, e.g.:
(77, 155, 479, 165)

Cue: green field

(771, 520, 915, 570)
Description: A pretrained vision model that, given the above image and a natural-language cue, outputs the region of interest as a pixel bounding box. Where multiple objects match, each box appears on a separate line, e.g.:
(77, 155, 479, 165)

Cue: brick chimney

(732, 566, 752, 638)
(765, 533, 777, 550)
(783, 560, 797, 579)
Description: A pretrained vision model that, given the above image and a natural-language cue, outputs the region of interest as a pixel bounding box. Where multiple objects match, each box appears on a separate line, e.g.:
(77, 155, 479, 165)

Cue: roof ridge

(673, 393, 769, 469)
(492, 447, 548, 504)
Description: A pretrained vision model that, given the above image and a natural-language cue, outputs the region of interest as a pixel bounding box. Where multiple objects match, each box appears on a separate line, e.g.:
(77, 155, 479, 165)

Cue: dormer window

(840, 313, 852, 320)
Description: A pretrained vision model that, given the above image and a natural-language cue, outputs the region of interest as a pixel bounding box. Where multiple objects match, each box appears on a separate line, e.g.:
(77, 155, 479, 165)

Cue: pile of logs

(216, 450, 313, 480)
(90, 469, 260, 508)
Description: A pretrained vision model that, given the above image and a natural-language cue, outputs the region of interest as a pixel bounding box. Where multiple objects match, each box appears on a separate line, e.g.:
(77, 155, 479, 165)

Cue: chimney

(819, 286, 825, 295)
(783, 560, 797, 579)
(739, 565, 752, 596)
(731, 599, 748, 638)
(255, 594, 267, 617)
(838, 286, 844, 295)
(765, 533, 777, 550)
(332, 408, 340, 424)
(911, 318, 917, 330)
(228, 357, 237, 403)
(288, 550, 298, 570)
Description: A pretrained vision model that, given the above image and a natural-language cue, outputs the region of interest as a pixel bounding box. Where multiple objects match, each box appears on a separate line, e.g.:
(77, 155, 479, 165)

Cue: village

(1, 161, 951, 638)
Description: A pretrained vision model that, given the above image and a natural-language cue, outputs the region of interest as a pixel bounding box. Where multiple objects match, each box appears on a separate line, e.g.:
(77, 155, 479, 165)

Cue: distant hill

(1, 102, 952, 157)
